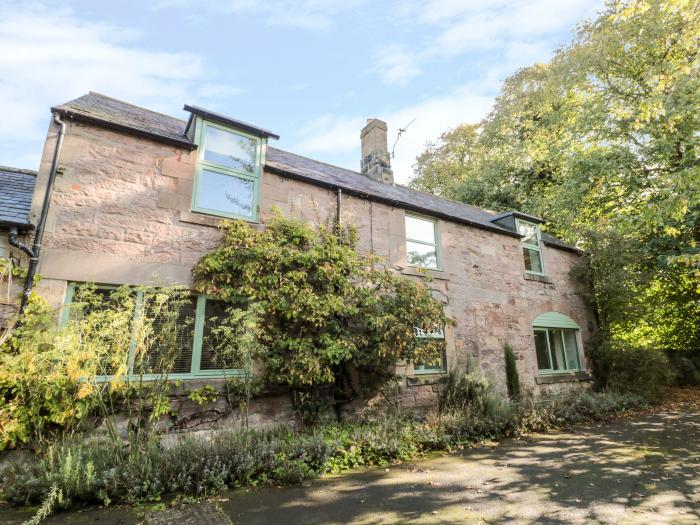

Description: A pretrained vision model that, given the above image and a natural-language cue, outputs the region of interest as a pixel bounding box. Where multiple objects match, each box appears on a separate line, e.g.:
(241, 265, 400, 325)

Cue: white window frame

(405, 213, 440, 270)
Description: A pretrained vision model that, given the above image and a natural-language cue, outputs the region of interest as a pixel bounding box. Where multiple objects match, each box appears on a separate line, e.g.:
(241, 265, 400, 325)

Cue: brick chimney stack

(360, 118, 393, 184)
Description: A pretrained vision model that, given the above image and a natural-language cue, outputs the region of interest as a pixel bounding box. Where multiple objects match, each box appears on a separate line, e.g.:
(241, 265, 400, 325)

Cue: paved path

(2, 402, 699, 524)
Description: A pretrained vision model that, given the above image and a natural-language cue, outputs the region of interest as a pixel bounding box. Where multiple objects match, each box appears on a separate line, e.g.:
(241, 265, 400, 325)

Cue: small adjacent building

(0, 166, 36, 324)
(6, 92, 595, 414)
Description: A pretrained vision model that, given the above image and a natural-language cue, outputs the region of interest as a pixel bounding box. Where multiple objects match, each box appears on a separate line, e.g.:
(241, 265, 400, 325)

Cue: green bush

(666, 351, 700, 386)
(588, 339, 672, 400)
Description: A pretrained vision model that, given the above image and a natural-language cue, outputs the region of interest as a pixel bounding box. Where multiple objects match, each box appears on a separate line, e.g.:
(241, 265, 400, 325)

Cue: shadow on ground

(223, 408, 700, 524)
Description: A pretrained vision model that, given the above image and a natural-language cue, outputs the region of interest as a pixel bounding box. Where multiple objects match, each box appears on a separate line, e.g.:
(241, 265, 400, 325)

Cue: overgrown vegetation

(411, 0, 699, 360)
(1, 369, 647, 515)
(193, 212, 450, 421)
(504, 344, 521, 401)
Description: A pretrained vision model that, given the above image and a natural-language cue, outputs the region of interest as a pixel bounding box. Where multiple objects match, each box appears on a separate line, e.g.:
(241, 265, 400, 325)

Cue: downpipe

(10, 113, 66, 314)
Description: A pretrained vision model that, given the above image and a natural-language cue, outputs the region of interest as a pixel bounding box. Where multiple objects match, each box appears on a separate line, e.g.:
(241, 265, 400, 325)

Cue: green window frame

(414, 327, 447, 374)
(533, 327, 582, 374)
(192, 118, 265, 222)
(516, 218, 545, 276)
(405, 213, 440, 270)
(62, 283, 245, 381)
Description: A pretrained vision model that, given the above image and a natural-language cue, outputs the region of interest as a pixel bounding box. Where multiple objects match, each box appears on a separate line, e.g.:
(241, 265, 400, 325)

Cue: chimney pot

(360, 118, 393, 184)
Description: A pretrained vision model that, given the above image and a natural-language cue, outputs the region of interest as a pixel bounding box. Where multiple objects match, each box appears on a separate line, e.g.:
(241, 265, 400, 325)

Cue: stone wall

(28, 119, 596, 420)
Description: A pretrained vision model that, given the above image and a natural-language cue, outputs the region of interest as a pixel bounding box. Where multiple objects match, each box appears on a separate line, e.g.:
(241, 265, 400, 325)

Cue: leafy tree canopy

(411, 0, 699, 351)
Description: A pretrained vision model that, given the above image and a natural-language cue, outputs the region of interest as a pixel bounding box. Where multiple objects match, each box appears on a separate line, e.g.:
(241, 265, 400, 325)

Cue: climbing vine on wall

(193, 212, 451, 419)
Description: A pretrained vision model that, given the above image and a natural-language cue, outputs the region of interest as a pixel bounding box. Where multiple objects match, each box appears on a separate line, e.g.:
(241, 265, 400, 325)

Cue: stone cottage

(3, 92, 595, 419)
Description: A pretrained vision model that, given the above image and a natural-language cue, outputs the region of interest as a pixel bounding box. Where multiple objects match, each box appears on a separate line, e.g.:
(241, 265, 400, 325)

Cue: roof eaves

(51, 107, 197, 150)
(0, 166, 37, 176)
(490, 210, 544, 223)
(0, 219, 34, 230)
(184, 104, 280, 140)
(265, 162, 521, 239)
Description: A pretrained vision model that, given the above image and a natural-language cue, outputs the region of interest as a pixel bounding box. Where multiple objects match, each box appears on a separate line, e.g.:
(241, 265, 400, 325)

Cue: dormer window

(193, 120, 263, 221)
(516, 218, 544, 275)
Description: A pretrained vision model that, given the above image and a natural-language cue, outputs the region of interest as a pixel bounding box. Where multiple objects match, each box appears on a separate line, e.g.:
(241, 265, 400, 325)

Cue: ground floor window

(533, 327, 581, 373)
(414, 327, 447, 374)
(63, 283, 242, 379)
(532, 311, 583, 374)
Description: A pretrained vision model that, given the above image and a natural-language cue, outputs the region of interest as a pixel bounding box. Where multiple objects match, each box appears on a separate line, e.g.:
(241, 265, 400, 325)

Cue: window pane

(523, 247, 543, 273)
(517, 221, 539, 246)
(203, 125, 257, 173)
(407, 241, 437, 268)
(139, 295, 196, 375)
(71, 287, 130, 376)
(534, 330, 550, 370)
(200, 299, 239, 371)
(415, 338, 446, 373)
(548, 329, 567, 371)
(405, 216, 436, 244)
(563, 329, 581, 370)
(198, 169, 254, 217)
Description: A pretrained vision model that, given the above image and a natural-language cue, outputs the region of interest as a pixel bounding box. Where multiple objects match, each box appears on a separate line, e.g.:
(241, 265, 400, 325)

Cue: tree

(411, 0, 700, 352)
(193, 213, 451, 421)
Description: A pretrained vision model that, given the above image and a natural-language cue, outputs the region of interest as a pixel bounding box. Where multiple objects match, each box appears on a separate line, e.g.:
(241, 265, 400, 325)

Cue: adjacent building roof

(0, 166, 37, 229)
(51, 92, 579, 251)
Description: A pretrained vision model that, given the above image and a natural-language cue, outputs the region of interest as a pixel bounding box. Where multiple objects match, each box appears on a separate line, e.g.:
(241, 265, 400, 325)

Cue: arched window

(532, 312, 582, 373)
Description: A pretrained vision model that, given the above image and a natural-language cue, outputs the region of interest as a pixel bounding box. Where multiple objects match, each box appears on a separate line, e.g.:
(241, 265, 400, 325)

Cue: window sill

(407, 373, 447, 385)
(524, 272, 553, 284)
(413, 369, 446, 376)
(180, 210, 259, 228)
(535, 371, 591, 384)
(401, 266, 448, 280)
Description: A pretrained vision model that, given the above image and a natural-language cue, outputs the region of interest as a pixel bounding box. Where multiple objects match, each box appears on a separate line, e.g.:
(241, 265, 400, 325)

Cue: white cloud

(373, 0, 602, 84)
(153, 0, 368, 31)
(372, 45, 422, 86)
(0, 4, 238, 169)
(296, 114, 366, 154)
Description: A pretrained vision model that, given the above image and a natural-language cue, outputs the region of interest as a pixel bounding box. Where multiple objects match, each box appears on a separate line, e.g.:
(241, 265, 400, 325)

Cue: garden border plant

(1, 369, 650, 520)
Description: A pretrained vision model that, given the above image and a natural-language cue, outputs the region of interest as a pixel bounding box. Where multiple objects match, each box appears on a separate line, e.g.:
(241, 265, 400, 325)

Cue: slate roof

(52, 92, 193, 148)
(0, 166, 36, 228)
(51, 93, 579, 251)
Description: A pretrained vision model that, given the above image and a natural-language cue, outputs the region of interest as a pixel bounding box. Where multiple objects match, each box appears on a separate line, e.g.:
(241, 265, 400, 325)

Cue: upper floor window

(405, 214, 439, 269)
(193, 120, 263, 221)
(516, 219, 544, 275)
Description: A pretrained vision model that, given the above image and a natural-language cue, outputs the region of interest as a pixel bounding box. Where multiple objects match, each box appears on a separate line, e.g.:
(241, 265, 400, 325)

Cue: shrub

(192, 213, 452, 420)
(1, 389, 649, 518)
(504, 343, 521, 401)
(588, 339, 672, 400)
(666, 350, 700, 386)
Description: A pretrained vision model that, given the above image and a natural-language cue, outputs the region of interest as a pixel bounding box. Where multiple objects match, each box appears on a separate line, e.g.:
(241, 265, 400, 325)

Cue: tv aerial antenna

(391, 118, 416, 159)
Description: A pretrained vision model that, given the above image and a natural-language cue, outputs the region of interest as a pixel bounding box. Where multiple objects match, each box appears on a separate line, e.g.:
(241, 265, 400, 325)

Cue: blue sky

(0, 0, 603, 184)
